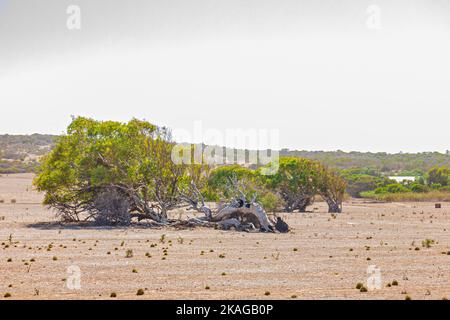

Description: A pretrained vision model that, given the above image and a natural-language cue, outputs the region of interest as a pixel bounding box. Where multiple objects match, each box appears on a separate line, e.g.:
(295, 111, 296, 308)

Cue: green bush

(427, 166, 449, 187)
(375, 183, 410, 194)
(258, 191, 283, 213)
(261, 157, 320, 212)
(342, 174, 378, 197)
(409, 183, 429, 193)
(208, 165, 257, 199)
(207, 165, 282, 212)
(430, 183, 443, 190)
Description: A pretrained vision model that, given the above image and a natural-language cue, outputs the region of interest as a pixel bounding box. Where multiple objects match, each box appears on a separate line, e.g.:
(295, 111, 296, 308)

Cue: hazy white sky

(1, 0, 449, 153)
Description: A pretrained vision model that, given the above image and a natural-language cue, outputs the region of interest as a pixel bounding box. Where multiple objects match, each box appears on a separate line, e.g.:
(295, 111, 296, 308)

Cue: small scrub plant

(392, 280, 399, 286)
(110, 292, 117, 298)
(264, 291, 271, 296)
(360, 286, 368, 293)
(355, 283, 363, 290)
(125, 249, 133, 258)
(421, 239, 435, 248)
(4, 293, 11, 298)
(136, 289, 144, 296)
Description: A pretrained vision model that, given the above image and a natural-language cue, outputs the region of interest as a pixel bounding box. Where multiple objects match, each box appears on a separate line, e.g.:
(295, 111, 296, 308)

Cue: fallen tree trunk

(210, 203, 272, 232)
(178, 179, 285, 233)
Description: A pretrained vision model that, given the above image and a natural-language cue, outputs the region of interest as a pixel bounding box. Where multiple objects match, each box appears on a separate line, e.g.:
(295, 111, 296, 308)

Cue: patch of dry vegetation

(361, 191, 450, 202)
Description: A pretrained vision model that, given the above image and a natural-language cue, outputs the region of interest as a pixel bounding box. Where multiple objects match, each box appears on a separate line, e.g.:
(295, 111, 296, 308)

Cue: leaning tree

(316, 164, 347, 213)
(34, 117, 184, 224)
(262, 157, 319, 212)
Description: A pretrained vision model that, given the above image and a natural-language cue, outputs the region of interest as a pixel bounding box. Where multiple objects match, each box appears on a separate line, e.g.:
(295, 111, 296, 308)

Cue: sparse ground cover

(0, 174, 449, 299)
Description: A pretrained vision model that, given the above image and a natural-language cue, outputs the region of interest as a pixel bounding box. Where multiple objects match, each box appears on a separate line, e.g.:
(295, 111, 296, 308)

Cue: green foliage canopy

(33, 117, 183, 222)
(427, 166, 449, 187)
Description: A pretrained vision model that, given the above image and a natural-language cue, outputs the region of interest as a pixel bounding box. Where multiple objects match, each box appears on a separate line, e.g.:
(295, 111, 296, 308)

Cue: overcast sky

(1, 0, 449, 153)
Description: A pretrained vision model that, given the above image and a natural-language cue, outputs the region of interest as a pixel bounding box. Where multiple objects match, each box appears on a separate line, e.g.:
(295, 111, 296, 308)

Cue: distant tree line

(2, 134, 450, 176)
(0, 134, 56, 174)
(344, 165, 450, 201)
(280, 149, 450, 174)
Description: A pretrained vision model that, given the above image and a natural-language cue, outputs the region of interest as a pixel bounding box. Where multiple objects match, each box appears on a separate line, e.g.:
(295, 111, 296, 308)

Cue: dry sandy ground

(0, 174, 449, 300)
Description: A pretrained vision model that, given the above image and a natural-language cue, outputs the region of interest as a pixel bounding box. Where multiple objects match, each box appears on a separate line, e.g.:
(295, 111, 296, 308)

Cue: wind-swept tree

(427, 166, 449, 187)
(316, 164, 347, 213)
(262, 157, 319, 212)
(33, 117, 184, 224)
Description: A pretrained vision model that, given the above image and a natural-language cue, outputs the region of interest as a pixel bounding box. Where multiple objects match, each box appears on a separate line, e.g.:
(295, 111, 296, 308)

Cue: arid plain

(0, 174, 449, 300)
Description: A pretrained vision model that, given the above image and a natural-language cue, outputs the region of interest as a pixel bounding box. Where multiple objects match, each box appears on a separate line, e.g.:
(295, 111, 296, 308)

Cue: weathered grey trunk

(284, 196, 313, 213)
(325, 199, 342, 213)
(212, 203, 272, 232)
